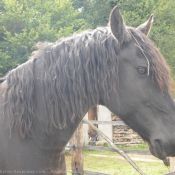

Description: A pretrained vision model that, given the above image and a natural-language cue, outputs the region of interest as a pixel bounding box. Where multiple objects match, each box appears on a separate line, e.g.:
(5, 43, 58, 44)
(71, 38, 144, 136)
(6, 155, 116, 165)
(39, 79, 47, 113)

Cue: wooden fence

(68, 120, 175, 175)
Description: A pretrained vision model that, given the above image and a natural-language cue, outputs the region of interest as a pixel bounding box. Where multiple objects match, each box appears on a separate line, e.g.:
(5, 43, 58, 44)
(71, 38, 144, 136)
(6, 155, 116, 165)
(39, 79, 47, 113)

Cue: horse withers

(0, 5, 175, 175)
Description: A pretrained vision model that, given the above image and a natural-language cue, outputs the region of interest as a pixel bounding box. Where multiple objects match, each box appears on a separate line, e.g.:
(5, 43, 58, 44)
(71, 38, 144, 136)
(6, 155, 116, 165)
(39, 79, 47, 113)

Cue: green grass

(103, 143, 149, 150)
(66, 149, 170, 175)
(115, 143, 149, 150)
(82, 143, 149, 156)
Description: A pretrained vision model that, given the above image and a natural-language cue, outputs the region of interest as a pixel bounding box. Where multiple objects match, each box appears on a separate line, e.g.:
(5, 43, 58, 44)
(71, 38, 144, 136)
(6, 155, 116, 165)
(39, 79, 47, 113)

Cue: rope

(127, 29, 150, 76)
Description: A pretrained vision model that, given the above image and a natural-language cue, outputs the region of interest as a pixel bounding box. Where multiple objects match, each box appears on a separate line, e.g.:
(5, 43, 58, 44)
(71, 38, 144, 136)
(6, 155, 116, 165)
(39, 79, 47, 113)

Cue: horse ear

(137, 14, 154, 36)
(109, 6, 127, 43)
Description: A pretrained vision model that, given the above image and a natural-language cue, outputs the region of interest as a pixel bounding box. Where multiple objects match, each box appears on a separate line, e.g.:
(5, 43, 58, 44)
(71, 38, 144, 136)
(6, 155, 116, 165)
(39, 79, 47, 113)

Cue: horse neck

(33, 30, 118, 135)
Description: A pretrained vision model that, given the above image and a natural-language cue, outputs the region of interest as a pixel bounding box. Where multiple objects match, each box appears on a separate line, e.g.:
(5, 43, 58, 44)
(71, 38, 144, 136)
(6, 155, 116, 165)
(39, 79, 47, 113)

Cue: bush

(0, 0, 87, 76)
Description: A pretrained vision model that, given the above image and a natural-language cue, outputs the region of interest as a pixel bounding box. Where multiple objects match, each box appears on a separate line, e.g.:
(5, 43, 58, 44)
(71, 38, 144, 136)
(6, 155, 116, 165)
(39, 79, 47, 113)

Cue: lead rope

(127, 29, 150, 76)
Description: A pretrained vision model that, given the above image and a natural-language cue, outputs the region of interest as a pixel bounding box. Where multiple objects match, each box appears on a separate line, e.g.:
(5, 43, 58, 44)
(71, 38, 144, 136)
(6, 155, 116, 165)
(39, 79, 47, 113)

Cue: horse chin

(148, 140, 167, 160)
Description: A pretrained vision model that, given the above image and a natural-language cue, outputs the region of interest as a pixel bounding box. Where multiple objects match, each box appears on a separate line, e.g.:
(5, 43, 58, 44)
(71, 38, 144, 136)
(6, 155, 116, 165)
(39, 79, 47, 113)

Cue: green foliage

(71, 0, 155, 28)
(150, 0, 175, 77)
(72, 0, 114, 28)
(71, 0, 175, 79)
(0, 0, 87, 76)
(1, 0, 175, 80)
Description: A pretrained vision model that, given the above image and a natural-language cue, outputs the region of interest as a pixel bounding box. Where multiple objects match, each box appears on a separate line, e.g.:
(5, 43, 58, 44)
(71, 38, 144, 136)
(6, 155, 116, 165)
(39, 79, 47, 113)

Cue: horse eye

(137, 66, 147, 74)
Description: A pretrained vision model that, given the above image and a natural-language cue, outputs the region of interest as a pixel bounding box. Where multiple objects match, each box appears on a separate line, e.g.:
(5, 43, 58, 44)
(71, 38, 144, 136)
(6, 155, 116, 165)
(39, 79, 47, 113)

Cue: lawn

(65, 149, 170, 175)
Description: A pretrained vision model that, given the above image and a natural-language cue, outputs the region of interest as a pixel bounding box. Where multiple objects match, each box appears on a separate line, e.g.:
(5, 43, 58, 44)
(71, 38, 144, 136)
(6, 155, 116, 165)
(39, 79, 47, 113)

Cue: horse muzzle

(149, 139, 175, 160)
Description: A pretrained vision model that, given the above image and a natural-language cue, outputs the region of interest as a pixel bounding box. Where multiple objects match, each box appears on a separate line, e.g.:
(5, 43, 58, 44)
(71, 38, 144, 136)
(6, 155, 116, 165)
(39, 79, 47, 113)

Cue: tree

(0, 0, 87, 76)
(1, 0, 175, 79)
(71, 0, 175, 79)
(150, 0, 175, 77)
(71, 0, 155, 28)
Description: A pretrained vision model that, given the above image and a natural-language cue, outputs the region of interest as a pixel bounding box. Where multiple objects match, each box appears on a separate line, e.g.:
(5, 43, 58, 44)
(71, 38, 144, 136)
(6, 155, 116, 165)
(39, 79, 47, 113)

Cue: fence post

(170, 157, 175, 172)
(88, 106, 98, 131)
(71, 122, 84, 175)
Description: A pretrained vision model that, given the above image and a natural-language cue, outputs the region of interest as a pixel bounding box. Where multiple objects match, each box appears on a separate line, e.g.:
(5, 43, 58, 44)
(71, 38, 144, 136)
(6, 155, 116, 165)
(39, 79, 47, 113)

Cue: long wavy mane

(2, 27, 172, 138)
(3, 27, 120, 138)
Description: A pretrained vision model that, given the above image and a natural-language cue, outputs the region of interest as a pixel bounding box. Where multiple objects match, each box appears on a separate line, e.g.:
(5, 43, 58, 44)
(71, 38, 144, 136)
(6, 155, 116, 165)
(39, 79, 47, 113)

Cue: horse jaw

(148, 140, 167, 160)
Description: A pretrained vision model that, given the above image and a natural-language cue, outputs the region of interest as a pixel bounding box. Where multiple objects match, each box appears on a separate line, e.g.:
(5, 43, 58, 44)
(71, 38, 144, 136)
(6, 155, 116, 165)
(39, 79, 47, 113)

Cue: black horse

(0, 6, 175, 175)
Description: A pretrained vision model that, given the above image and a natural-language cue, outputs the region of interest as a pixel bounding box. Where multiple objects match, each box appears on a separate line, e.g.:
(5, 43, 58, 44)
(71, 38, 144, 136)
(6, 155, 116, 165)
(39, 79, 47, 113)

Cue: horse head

(103, 6, 175, 160)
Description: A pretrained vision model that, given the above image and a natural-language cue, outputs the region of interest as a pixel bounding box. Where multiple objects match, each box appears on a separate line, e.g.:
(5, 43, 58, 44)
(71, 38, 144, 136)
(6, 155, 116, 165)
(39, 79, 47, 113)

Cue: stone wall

(112, 115, 144, 145)
(83, 108, 144, 146)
